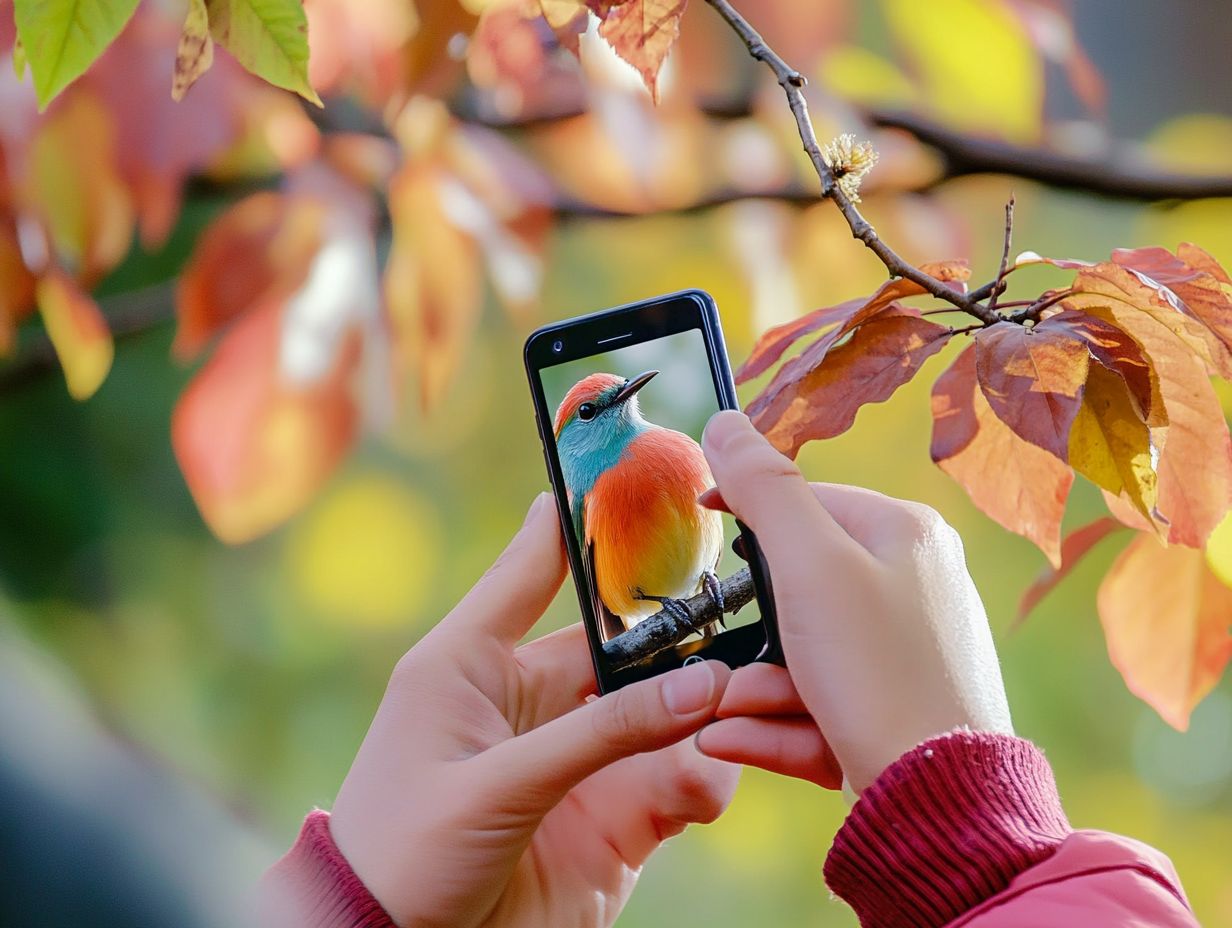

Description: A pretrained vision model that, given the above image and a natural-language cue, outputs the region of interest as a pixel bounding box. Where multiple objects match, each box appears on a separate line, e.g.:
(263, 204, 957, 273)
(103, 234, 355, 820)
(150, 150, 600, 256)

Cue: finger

(701, 412, 866, 573)
(449, 493, 568, 643)
(565, 740, 740, 867)
(479, 660, 731, 817)
(807, 483, 940, 560)
(696, 716, 843, 790)
(512, 623, 598, 725)
(717, 662, 808, 718)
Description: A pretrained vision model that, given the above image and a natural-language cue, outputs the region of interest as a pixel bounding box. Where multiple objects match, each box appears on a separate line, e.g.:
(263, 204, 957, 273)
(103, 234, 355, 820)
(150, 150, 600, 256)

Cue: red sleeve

(823, 731, 1197, 928)
(258, 810, 395, 928)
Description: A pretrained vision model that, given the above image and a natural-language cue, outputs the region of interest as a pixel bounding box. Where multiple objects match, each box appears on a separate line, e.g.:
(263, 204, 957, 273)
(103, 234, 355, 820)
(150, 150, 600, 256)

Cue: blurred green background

(3, 0, 1232, 925)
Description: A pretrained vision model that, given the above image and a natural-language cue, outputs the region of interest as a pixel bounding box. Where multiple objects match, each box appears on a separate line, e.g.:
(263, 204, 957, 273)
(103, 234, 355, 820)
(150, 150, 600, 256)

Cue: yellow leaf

(172, 0, 215, 101)
(1068, 364, 1158, 523)
(818, 44, 916, 109)
(36, 270, 114, 400)
(880, 0, 1043, 142)
(1208, 512, 1232, 588)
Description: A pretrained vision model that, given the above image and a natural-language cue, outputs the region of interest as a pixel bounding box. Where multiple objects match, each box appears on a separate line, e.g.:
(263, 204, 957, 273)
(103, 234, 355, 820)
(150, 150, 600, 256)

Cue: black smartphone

(525, 289, 780, 694)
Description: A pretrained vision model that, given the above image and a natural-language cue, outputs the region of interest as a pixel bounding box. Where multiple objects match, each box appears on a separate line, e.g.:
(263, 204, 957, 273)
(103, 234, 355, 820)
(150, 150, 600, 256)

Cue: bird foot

(634, 589, 694, 635)
(702, 570, 724, 615)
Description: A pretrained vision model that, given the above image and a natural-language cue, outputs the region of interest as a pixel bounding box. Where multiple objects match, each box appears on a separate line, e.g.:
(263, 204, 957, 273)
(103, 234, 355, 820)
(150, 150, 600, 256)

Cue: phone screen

(527, 291, 774, 691)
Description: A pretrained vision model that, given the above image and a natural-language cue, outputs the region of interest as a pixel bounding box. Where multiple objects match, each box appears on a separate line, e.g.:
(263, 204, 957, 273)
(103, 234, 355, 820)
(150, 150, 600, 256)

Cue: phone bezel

(524, 289, 781, 694)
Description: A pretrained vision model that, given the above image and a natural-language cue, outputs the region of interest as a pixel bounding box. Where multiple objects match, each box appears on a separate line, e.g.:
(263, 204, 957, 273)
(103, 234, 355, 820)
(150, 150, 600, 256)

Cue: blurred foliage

(2, 0, 1232, 926)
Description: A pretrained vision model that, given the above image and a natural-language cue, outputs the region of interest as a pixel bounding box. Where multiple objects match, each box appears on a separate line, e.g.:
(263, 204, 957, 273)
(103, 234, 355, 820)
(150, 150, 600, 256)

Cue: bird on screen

(553, 371, 725, 642)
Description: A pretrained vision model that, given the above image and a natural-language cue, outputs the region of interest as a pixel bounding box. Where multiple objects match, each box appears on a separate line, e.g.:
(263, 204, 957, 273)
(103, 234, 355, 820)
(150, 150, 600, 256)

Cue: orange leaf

(383, 159, 482, 411)
(749, 309, 951, 458)
(36, 270, 114, 400)
(0, 222, 36, 355)
(931, 344, 1073, 567)
(597, 0, 688, 103)
(172, 299, 360, 544)
(1098, 532, 1232, 730)
(174, 192, 323, 360)
(1036, 309, 1156, 424)
(735, 259, 969, 384)
(1016, 517, 1122, 622)
(1065, 264, 1231, 547)
(973, 321, 1089, 461)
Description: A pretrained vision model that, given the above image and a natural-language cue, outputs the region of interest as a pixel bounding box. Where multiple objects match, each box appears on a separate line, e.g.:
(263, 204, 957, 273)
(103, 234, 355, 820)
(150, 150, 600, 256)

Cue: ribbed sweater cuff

(259, 810, 396, 928)
(823, 731, 1071, 928)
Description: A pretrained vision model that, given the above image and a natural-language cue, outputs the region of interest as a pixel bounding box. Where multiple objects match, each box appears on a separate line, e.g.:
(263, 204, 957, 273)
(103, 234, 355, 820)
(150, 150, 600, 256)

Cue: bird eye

(577, 403, 597, 421)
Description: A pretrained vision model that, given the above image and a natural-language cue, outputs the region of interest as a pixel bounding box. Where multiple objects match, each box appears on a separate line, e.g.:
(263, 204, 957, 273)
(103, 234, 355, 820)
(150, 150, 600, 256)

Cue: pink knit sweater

(261, 732, 1199, 927)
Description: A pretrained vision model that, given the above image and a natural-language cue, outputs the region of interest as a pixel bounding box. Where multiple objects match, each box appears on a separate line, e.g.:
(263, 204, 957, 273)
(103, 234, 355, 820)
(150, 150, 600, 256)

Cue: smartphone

(525, 289, 780, 694)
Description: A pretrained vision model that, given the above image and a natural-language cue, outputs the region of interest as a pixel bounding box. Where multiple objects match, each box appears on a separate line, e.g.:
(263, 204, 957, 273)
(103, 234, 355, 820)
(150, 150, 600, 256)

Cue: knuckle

(592, 687, 646, 749)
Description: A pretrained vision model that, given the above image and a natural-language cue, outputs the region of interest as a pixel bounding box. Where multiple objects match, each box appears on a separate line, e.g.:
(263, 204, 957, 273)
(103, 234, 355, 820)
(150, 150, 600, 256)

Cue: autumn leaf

(0, 221, 36, 354)
(172, 298, 360, 544)
(12, 0, 140, 108)
(1064, 263, 1231, 547)
(1016, 517, 1123, 622)
(736, 259, 970, 384)
(206, 0, 321, 105)
(1067, 364, 1158, 523)
(173, 0, 214, 101)
(383, 159, 482, 412)
(1098, 532, 1232, 731)
(748, 309, 952, 458)
(36, 268, 114, 400)
(973, 320, 1088, 462)
(175, 191, 323, 360)
(1036, 308, 1156, 423)
(539, 0, 588, 55)
(931, 344, 1072, 567)
(597, 0, 688, 103)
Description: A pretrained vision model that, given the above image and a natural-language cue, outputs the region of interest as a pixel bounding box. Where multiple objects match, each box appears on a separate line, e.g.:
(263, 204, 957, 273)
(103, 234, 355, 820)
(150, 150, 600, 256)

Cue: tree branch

(602, 567, 756, 671)
(987, 195, 1015, 312)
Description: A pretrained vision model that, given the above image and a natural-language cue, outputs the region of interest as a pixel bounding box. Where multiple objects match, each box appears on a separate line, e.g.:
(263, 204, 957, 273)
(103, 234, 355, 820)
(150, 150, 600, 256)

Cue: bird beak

(613, 370, 658, 405)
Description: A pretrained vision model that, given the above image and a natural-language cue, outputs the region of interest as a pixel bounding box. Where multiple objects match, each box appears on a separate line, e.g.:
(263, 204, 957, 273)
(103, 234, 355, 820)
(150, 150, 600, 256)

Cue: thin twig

(987, 195, 1015, 312)
(703, 0, 999, 327)
(1007, 288, 1073, 324)
(951, 322, 987, 336)
(603, 568, 756, 671)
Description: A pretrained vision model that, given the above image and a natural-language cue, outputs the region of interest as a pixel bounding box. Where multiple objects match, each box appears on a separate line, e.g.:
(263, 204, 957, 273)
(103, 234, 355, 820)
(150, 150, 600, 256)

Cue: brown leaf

(974, 320, 1089, 461)
(1067, 364, 1158, 524)
(1065, 264, 1232, 547)
(1035, 309, 1156, 424)
(1112, 244, 1232, 377)
(175, 192, 323, 360)
(172, 298, 361, 544)
(735, 259, 969, 384)
(596, 0, 688, 103)
(1016, 517, 1122, 622)
(1098, 532, 1232, 730)
(931, 344, 1073, 567)
(172, 0, 214, 101)
(749, 309, 952, 458)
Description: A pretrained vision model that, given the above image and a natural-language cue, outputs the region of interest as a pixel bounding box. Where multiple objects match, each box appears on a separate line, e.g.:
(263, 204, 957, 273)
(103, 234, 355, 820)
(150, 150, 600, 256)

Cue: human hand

(328, 494, 739, 928)
(694, 411, 1013, 794)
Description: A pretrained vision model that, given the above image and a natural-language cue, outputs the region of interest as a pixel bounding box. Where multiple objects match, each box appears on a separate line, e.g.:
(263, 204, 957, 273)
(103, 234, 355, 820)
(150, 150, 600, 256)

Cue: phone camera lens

(552, 339, 564, 353)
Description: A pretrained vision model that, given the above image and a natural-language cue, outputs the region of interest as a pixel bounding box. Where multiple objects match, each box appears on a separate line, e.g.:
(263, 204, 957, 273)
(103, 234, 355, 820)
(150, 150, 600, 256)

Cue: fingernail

(523, 492, 549, 527)
(662, 661, 718, 715)
(703, 410, 748, 453)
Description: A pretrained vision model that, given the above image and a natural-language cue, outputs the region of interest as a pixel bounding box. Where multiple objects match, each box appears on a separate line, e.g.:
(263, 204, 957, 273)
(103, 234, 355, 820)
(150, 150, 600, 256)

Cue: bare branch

(702, 0, 999, 327)
(603, 568, 757, 671)
(987, 195, 1015, 312)
(1007, 288, 1073, 324)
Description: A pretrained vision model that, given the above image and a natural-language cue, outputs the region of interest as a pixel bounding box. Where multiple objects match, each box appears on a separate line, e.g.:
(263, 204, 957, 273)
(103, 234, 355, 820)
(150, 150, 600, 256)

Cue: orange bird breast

(585, 427, 724, 626)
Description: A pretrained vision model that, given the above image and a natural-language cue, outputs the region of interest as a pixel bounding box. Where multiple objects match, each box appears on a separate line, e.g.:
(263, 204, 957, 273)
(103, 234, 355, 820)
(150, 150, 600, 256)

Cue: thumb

(701, 411, 859, 569)
(477, 661, 732, 816)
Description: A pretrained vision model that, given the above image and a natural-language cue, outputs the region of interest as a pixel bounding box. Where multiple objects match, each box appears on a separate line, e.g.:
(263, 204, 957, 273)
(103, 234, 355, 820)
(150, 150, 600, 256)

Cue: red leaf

(1098, 532, 1232, 730)
(1035, 309, 1155, 423)
(1065, 263, 1232, 547)
(973, 321, 1089, 461)
(172, 299, 360, 544)
(1015, 517, 1123, 622)
(735, 260, 969, 384)
(174, 192, 323, 361)
(932, 344, 1073, 567)
(749, 310, 952, 458)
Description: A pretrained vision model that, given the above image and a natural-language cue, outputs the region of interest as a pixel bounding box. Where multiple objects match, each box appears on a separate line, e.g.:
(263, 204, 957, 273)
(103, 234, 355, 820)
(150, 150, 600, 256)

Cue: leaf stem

(702, 0, 1000, 327)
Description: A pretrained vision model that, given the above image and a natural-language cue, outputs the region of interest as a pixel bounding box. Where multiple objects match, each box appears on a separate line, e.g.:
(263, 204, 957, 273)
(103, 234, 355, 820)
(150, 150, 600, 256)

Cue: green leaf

(205, 0, 321, 106)
(13, 37, 27, 80)
(12, 0, 141, 109)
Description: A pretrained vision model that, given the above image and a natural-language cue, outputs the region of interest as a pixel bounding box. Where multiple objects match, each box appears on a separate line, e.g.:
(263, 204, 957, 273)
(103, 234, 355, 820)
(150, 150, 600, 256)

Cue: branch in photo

(602, 567, 756, 671)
